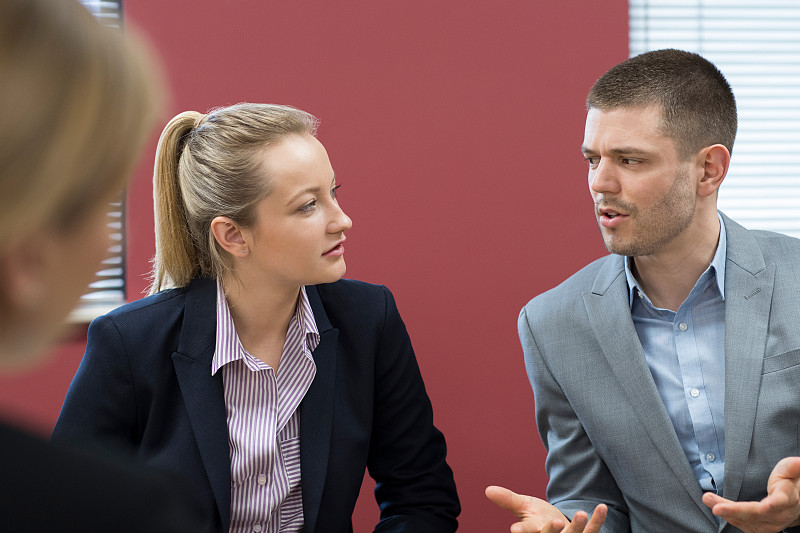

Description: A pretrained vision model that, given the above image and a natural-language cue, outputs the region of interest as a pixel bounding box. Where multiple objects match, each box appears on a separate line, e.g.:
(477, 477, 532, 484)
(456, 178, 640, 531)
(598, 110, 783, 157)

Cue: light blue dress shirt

(624, 214, 727, 495)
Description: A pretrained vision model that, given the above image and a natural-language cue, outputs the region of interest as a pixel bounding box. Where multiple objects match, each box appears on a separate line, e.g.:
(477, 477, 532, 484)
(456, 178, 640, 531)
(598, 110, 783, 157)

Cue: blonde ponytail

(151, 112, 202, 293)
(148, 103, 318, 294)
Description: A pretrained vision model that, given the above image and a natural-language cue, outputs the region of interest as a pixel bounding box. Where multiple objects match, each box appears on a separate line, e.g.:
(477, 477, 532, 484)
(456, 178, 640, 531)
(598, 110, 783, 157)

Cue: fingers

(538, 518, 567, 533)
(584, 504, 608, 533)
(563, 505, 607, 533)
(564, 511, 588, 532)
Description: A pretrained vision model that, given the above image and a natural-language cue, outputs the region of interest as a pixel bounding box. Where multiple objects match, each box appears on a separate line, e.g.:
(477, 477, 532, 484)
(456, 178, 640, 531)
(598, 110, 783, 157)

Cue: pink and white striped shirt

(212, 281, 318, 533)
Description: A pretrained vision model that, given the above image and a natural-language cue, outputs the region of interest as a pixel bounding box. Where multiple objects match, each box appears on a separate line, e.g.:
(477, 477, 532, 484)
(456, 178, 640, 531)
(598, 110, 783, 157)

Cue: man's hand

(486, 485, 607, 533)
(702, 456, 800, 533)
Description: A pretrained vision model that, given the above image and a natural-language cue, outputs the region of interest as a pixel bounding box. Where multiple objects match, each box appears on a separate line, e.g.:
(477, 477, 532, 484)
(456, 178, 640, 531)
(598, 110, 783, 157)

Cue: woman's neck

(220, 275, 301, 370)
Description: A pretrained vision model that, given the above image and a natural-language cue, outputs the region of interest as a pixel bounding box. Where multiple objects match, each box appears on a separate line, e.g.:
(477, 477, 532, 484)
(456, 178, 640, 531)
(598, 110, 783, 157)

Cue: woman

(54, 102, 460, 533)
(0, 0, 210, 530)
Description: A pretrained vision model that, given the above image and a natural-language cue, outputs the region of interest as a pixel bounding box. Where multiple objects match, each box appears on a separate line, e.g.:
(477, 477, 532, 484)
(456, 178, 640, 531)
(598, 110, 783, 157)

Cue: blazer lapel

(170, 278, 232, 529)
(719, 214, 774, 504)
(299, 285, 338, 533)
(583, 255, 717, 527)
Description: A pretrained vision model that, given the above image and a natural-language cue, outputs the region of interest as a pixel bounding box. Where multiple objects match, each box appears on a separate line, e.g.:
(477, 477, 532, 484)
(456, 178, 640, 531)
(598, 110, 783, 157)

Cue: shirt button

(707, 453, 716, 462)
(679, 322, 688, 331)
(253, 525, 262, 532)
(690, 388, 700, 398)
(257, 473, 267, 486)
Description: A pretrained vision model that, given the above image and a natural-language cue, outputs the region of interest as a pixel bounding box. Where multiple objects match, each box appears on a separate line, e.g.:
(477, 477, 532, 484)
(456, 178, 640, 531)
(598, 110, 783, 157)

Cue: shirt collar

(625, 212, 727, 307)
(211, 281, 320, 375)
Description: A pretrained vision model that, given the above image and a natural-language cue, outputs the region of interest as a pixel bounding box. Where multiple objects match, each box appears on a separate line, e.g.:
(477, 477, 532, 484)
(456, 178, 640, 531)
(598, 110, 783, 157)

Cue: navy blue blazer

(53, 278, 459, 533)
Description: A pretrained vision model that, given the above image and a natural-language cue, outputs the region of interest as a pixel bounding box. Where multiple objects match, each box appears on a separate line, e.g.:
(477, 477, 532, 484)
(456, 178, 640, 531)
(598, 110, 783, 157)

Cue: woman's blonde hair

(0, 0, 161, 248)
(150, 103, 319, 293)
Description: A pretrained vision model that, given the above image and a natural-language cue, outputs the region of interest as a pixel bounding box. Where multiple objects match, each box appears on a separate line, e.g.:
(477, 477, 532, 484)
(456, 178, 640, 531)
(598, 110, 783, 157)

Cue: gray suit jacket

(519, 213, 800, 532)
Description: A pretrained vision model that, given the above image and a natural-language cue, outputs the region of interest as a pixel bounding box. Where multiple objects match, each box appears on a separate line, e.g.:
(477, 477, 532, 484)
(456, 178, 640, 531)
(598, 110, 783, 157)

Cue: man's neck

(631, 214, 721, 312)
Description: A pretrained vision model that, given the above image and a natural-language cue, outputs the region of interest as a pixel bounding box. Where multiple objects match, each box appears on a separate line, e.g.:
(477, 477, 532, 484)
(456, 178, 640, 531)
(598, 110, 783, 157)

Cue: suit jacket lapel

(719, 214, 774, 504)
(583, 255, 717, 526)
(299, 285, 338, 533)
(170, 278, 232, 530)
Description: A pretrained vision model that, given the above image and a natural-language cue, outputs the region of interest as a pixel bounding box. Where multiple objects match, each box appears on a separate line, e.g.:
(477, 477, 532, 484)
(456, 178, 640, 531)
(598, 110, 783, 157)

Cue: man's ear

(697, 144, 730, 198)
(209, 216, 249, 258)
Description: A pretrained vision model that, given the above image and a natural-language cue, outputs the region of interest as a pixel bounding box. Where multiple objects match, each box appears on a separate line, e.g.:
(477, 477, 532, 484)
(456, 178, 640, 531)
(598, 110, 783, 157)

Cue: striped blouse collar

(211, 280, 320, 375)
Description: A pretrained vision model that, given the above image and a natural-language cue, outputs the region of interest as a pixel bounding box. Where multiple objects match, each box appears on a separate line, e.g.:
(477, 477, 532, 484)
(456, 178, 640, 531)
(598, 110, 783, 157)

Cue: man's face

(581, 106, 697, 257)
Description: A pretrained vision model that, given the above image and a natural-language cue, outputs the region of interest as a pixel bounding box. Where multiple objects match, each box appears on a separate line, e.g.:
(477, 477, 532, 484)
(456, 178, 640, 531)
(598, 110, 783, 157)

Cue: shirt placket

(674, 285, 725, 493)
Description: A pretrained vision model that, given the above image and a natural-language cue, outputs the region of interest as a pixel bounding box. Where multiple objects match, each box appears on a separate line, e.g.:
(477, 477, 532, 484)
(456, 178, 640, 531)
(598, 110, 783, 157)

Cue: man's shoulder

(746, 227, 800, 257)
(723, 213, 800, 270)
(523, 254, 620, 313)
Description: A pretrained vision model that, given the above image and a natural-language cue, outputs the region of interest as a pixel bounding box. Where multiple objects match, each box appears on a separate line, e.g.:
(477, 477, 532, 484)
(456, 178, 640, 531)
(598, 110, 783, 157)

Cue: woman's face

(241, 133, 352, 289)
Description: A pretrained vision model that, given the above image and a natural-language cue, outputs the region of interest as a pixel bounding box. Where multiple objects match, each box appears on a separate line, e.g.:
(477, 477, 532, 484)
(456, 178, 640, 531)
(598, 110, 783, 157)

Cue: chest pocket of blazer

(762, 348, 800, 374)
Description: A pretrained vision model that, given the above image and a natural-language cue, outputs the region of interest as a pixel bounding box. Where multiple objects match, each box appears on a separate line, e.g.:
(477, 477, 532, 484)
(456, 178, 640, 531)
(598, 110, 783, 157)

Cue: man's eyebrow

(581, 146, 651, 156)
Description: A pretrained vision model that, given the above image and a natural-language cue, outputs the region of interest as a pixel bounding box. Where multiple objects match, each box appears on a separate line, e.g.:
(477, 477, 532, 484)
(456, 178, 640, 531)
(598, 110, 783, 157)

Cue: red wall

(0, 2, 627, 531)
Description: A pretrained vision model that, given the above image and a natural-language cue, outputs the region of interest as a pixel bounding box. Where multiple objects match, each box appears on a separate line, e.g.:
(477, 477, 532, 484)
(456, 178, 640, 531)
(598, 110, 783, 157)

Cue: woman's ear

(697, 144, 730, 198)
(210, 216, 249, 258)
(0, 239, 49, 316)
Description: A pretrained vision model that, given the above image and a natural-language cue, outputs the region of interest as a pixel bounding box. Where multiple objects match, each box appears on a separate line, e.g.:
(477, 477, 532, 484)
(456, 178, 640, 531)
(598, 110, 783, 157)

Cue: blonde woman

(0, 0, 210, 530)
(54, 103, 461, 533)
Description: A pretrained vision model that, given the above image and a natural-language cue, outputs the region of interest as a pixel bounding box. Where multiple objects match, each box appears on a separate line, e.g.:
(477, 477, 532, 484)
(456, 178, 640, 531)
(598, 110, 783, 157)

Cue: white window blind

(69, 0, 126, 323)
(630, 0, 800, 238)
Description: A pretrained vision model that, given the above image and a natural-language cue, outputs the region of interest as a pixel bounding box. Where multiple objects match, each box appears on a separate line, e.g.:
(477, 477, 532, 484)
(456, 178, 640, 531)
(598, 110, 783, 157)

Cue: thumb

(486, 485, 527, 514)
(776, 457, 800, 479)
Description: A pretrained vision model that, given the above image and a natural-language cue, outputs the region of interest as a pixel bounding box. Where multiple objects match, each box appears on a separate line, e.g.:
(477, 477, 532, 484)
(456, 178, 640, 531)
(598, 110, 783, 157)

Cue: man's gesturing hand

(486, 485, 607, 533)
(702, 456, 800, 533)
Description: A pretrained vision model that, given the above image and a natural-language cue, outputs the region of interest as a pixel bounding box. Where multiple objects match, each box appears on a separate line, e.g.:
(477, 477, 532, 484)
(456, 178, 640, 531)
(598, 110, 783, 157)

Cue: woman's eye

(299, 200, 317, 213)
(331, 184, 341, 199)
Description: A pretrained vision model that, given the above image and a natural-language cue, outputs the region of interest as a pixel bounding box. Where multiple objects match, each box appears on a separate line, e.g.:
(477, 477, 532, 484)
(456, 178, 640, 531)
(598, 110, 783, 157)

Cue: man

(487, 49, 800, 533)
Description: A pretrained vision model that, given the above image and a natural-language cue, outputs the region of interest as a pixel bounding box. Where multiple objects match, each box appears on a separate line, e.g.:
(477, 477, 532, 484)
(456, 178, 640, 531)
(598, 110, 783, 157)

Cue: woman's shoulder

(107, 278, 213, 314)
(309, 279, 399, 325)
(311, 278, 392, 306)
(97, 278, 215, 331)
(102, 285, 188, 321)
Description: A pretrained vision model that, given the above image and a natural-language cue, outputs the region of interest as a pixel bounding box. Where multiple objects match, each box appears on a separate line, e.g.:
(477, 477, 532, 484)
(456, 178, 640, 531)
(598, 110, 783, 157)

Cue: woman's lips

(323, 242, 345, 256)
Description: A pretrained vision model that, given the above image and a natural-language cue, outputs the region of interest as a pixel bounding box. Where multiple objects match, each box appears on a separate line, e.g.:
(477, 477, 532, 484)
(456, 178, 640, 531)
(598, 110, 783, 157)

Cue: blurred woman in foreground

(0, 0, 209, 530)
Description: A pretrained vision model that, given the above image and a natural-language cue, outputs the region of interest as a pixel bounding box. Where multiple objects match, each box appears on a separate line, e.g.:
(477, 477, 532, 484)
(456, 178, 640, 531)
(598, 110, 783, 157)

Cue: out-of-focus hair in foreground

(0, 0, 161, 365)
(0, 0, 160, 245)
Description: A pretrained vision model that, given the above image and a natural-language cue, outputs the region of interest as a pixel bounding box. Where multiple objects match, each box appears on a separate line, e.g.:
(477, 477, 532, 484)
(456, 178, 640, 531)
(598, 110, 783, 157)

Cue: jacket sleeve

(519, 305, 630, 533)
(368, 286, 460, 533)
(52, 313, 140, 449)
(50, 315, 215, 533)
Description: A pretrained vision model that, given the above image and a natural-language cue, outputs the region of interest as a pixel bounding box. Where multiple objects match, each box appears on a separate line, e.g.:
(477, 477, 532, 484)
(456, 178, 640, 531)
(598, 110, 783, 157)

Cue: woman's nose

(329, 203, 352, 233)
